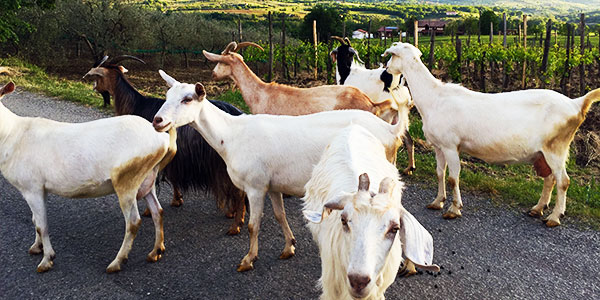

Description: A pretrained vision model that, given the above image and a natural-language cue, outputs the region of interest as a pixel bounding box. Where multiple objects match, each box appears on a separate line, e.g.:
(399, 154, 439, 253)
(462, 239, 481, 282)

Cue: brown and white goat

(202, 42, 398, 123)
(0, 82, 177, 273)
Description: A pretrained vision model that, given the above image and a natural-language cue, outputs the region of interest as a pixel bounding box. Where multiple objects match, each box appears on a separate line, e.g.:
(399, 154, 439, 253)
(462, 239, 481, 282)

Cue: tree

(300, 4, 342, 42)
(479, 10, 499, 35)
(0, 0, 55, 43)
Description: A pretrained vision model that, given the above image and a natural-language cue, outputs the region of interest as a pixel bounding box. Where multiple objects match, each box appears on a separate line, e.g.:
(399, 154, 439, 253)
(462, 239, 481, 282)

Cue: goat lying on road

(0, 82, 176, 273)
(384, 42, 600, 226)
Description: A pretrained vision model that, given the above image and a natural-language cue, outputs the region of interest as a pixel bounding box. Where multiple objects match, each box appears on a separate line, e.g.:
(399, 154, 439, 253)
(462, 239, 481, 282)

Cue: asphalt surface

(1, 90, 599, 299)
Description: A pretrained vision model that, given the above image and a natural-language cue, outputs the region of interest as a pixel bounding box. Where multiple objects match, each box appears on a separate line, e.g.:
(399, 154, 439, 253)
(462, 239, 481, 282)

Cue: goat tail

(158, 127, 178, 171)
(577, 88, 600, 118)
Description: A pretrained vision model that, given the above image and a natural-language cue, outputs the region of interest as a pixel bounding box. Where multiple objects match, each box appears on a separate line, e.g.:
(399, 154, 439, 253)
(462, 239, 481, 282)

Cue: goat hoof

(142, 208, 151, 217)
(36, 259, 53, 273)
(543, 218, 561, 227)
(426, 202, 444, 210)
(279, 248, 295, 260)
(146, 253, 162, 263)
(442, 211, 461, 219)
(528, 209, 543, 217)
(227, 226, 241, 236)
(29, 245, 43, 255)
(402, 167, 415, 176)
(170, 198, 183, 207)
(236, 262, 254, 272)
(106, 261, 122, 273)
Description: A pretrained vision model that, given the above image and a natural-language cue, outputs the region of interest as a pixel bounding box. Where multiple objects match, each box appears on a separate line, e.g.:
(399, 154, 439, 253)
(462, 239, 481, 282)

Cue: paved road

(1, 90, 599, 299)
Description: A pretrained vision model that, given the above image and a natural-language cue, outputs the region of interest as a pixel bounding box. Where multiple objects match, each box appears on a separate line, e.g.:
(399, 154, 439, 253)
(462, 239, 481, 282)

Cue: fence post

(541, 19, 552, 88)
(580, 13, 586, 95)
(521, 14, 528, 89)
(313, 20, 318, 80)
(490, 22, 493, 44)
(456, 38, 462, 82)
(238, 19, 243, 42)
(414, 20, 418, 47)
(503, 13, 507, 47)
(281, 14, 288, 80)
(327, 36, 333, 84)
(367, 19, 371, 69)
(428, 29, 435, 70)
(268, 12, 273, 82)
(561, 24, 572, 95)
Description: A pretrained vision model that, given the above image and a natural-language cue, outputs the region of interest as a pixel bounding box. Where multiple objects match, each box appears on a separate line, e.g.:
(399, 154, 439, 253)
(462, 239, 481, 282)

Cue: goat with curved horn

(331, 36, 347, 45)
(222, 42, 238, 55)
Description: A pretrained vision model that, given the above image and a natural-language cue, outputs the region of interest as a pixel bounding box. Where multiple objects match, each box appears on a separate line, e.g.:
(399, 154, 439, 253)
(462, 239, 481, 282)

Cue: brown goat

(203, 42, 398, 123)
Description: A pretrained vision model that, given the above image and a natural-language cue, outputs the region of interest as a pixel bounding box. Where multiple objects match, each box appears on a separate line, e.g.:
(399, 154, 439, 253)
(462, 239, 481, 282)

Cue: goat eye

(181, 98, 192, 104)
(341, 216, 349, 229)
(387, 226, 399, 238)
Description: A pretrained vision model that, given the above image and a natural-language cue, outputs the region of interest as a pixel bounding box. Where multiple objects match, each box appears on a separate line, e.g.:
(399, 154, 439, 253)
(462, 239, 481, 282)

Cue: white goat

(330, 36, 416, 175)
(152, 71, 406, 272)
(302, 125, 438, 300)
(383, 42, 600, 226)
(0, 82, 177, 272)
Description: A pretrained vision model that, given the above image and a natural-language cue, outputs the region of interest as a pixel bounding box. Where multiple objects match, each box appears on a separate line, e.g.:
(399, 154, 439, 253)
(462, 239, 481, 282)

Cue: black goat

(84, 56, 247, 235)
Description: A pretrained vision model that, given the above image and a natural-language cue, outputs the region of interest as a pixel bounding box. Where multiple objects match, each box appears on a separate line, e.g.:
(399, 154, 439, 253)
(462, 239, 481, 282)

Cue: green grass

(0, 58, 104, 108)
(214, 89, 250, 113)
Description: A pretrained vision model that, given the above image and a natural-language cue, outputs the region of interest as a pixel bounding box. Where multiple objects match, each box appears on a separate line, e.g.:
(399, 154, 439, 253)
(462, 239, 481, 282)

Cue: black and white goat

(330, 36, 416, 175)
(84, 56, 247, 235)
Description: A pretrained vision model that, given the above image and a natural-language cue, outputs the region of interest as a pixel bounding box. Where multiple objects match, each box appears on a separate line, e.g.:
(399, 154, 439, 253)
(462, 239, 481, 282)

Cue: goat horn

(235, 42, 264, 52)
(95, 55, 109, 68)
(331, 36, 346, 45)
(108, 55, 146, 65)
(344, 37, 352, 46)
(350, 48, 364, 64)
(222, 42, 238, 54)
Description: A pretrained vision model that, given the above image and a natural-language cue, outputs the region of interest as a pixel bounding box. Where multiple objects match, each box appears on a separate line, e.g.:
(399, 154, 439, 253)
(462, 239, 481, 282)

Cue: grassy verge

(397, 113, 600, 228)
(2, 58, 598, 227)
(0, 57, 104, 108)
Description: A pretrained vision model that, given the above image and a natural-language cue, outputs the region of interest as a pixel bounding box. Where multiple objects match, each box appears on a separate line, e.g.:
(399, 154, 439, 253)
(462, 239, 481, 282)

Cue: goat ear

(118, 66, 128, 74)
(83, 67, 106, 79)
(203, 50, 222, 62)
(399, 208, 440, 272)
(0, 82, 15, 96)
(303, 193, 351, 224)
(159, 70, 179, 88)
(378, 177, 396, 194)
(194, 83, 206, 99)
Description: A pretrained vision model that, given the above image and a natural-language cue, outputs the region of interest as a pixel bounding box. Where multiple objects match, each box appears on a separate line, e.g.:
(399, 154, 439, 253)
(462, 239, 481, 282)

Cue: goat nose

(348, 274, 371, 292)
(153, 116, 163, 125)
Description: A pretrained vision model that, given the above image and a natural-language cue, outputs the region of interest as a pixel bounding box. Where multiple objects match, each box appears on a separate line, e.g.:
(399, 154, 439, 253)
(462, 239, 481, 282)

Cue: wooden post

(579, 13, 585, 95)
(384, 28, 387, 48)
(327, 36, 333, 84)
(313, 20, 318, 80)
(561, 24, 572, 95)
(238, 19, 243, 42)
(490, 22, 493, 44)
(399, 30, 403, 42)
(518, 24, 522, 47)
(521, 15, 528, 89)
(456, 38, 462, 82)
(541, 19, 552, 88)
(477, 9, 481, 44)
(268, 12, 273, 82)
(554, 30, 558, 45)
(342, 20, 346, 38)
(414, 20, 419, 47)
(367, 19, 371, 69)
(503, 13, 507, 48)
(281, 14, 288, 80)
(428, 29, 435, 70)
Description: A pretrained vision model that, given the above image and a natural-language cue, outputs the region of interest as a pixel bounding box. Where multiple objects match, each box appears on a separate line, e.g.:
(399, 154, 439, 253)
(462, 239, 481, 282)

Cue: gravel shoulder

(0, 90, 599, 299)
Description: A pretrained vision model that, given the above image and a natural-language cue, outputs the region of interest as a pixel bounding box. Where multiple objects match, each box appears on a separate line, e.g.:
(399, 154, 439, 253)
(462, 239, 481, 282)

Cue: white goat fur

(302, 125, 436, 299)
(153, 71, 406, 272)
(0, 82, 176, 273)
(384, 42, 600, 226)
(333, 55, 416, 175)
